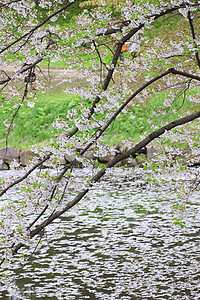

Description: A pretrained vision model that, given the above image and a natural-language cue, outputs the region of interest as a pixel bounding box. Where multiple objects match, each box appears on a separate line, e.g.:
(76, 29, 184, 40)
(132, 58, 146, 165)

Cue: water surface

(0, 169, 199, 299)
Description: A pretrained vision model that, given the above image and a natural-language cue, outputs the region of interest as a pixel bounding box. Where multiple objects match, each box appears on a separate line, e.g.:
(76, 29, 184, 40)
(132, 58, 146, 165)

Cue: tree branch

(0, 0, 23, 9)
(69, 1, 200, 134)
(0, 57, 43, 86)
(0, 1, 77, 54)
(12, 108, 200, 254)
(61, 67, 200, 182)
(187, 11, 200, 68)
(0, 153, 52, 197)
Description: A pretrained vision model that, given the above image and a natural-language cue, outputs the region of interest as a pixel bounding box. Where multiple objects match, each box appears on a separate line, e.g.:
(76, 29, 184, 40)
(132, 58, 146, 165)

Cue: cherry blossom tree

(1, 0, 200, 271)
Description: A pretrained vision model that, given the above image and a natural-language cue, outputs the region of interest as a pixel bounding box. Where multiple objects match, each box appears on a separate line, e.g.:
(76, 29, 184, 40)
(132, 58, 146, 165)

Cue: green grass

(40, 43, 113, 70)
(103, 88, 200, 145)
(0, 85, 199, 149)
(0, 91, 80, 149)
(39, 59, 68, 69)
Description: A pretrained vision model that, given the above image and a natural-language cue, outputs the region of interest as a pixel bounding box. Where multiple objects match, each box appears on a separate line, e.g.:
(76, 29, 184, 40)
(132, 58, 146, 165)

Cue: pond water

(0, 169, 200, 299)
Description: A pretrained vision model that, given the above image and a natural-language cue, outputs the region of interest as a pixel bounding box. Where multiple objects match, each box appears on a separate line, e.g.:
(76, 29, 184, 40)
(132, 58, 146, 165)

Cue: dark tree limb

(92, 40, 105, 85)
(59, 67, 200, 182)
(96, 20, 131, 37)
(0, 70, 11, 85)
(4, 68, 33, 147)
(107, 110, 200, 167)
(26, 161, 75, 232)
(11, 108, 200, 254)
(13, 31, 34, 54)
(69, 1, 200, 133)
(187, 11, 200, 68)
(26, 183, 57, 232)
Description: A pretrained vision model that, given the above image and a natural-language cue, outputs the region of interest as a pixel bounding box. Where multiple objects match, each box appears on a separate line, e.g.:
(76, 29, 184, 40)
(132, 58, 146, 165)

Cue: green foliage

(172, 217, 186, 228)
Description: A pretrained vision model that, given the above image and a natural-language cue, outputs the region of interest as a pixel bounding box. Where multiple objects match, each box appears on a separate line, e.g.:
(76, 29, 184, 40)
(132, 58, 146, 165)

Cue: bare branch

(0, 153, 52, 197)
(0, 57, 43, 86)
(4, 68, 32, 146)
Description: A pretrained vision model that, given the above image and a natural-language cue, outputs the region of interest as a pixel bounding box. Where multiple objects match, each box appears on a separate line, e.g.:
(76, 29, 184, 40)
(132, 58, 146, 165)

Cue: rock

(83, 150, 95, 160)
(115, 144, 129, 154)
(0, 161, 10, 170)
(116, 157, 141, 167)
(59, 157, 67, 165)
(126, 158, 138, 167)
(20, 150, 33, 166)
(116, 158, 127, 167)
(147, 146, 157, 160)
(0, 147, 19, 163)
(97, 155, 115, 164)
(64, 153, 77, 163)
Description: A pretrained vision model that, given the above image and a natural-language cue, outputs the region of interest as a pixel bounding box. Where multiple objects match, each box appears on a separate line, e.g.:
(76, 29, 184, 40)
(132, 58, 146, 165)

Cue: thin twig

(0, 153, 52, 197)
(0, 1, 76, 54)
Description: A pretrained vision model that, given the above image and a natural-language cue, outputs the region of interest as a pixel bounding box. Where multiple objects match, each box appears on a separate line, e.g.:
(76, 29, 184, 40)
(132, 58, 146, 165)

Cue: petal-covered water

(0, 169, 199, 299)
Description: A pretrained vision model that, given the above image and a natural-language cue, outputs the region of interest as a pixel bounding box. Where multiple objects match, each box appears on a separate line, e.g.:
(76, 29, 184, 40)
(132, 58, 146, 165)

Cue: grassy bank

(0, 85, 198, 149)
(0, 92, 80, 149)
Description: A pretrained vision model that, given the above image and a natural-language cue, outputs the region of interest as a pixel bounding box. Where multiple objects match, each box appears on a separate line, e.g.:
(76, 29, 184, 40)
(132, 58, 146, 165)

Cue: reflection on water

(0, 169, 200, 299)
